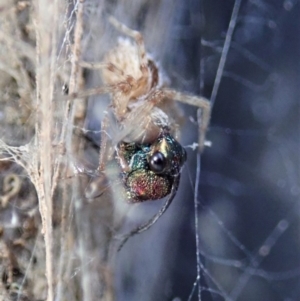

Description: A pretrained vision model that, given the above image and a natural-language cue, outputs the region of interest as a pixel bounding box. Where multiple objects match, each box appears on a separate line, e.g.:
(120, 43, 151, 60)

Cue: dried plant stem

(34, 0, 61, 299)
(61, 1, 96, 300)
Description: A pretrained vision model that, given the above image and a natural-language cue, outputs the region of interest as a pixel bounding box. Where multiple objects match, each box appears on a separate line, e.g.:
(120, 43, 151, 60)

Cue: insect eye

(149, 152, 167, 173)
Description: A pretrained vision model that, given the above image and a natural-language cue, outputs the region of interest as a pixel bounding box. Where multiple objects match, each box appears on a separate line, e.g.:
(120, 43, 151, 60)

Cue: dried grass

(0, 1, 115, 300)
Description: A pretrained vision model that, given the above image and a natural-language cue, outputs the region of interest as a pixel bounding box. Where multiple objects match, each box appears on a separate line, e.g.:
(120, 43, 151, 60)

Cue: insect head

(116, 129, 187, 203)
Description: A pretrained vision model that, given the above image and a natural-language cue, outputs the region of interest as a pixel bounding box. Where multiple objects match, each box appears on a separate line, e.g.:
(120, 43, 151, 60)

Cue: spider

(79, 16, 211, 149)
(78, 17, 211, 249)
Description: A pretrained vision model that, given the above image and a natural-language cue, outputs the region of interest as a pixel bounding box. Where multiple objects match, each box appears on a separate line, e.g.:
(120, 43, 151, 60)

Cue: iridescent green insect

(116, 128, 187, 250)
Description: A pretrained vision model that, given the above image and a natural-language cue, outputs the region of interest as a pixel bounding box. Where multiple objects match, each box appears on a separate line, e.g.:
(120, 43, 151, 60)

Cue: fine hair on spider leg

(117, 175, 180, 251)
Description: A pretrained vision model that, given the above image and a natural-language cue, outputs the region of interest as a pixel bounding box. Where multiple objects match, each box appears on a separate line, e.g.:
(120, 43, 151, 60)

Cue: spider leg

(162, 88, 211, 152)
(114, 101, 154, 143)
(117, 175, 180, 251)
(80, 61, 126, 80)
(115, 143, 132, 173)
(67, 86, 113, 99)
(113, 89, 165, 143)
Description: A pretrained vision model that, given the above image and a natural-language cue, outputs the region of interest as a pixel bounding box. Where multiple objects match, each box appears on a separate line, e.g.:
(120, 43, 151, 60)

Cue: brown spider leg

(162, 88, 211, 152)
(115, 142, 132, 173)
(113, 89, 165, 143)
(114, 101, 155, 142)
(80, 60, 136, 96)
(117, 175, 180, 251)
(68, 86, 113, 99)
(109, 16, 148, 76)
(80, 61, 126, 80)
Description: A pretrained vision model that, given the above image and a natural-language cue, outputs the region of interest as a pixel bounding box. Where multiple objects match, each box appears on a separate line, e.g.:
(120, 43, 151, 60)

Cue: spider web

(179, 1, 299, 301)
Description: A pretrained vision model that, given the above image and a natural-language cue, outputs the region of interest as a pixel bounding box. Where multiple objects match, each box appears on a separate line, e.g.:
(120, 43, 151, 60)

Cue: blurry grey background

(83, 1, 300, 300)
